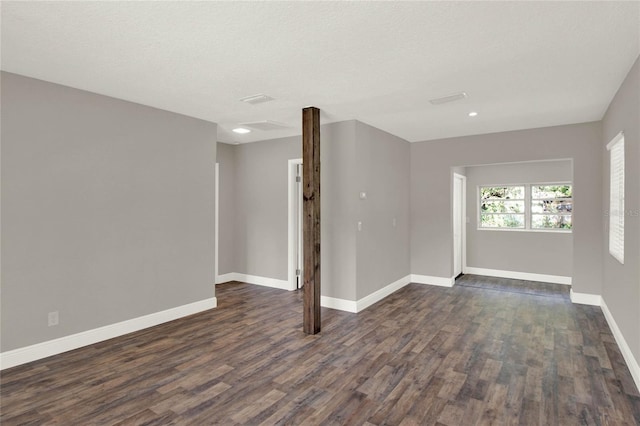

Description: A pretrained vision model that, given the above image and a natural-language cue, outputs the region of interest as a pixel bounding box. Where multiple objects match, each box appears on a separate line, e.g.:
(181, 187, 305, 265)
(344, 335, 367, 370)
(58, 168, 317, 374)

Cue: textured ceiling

(2, 1, 639, 143)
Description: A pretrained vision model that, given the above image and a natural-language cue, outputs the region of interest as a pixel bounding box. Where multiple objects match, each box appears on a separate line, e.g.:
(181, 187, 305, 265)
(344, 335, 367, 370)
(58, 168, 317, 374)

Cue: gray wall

(410, 121, 603, 296)
(219, 120, 410, 302)
(355, 122, 410, 299)
(224, 121, 359, 300)
(452, 166, 467, 177)
(465, 160, 573, 276)
(322, 121, 358, 301)
(1, 72, 217, 352)
(219, 121, 358, 300)
(216, 142, 237, 276)
(602, 56, 640, 364)
(232, 135, 301, 280)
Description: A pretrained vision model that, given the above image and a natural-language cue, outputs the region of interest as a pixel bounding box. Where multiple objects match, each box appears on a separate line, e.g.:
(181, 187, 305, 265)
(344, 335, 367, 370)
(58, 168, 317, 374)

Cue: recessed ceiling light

(468, 111, 478, 117)
(232, 127, 251, 134)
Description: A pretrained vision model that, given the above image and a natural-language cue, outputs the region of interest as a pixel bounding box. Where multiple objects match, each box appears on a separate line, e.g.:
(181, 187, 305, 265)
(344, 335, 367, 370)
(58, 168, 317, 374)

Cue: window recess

(479, 184, 572, 232)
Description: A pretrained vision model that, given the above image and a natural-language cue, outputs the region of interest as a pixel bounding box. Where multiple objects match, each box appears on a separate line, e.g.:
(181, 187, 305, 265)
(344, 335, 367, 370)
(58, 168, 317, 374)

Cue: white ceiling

(2, 1, 639, 144)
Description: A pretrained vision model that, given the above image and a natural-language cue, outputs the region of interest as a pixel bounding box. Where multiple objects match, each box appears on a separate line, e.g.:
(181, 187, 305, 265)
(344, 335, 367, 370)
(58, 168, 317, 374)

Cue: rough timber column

(302, 106, 321, 335)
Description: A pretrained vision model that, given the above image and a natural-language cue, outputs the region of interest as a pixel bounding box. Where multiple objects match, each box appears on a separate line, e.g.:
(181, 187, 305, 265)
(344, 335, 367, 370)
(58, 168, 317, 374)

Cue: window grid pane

(531, 214, 572, 229)
(480, 213, 525, 228)
(481, 200, 525, 214)
(531, 200, 572, 214)
(481, 186, 524, 200)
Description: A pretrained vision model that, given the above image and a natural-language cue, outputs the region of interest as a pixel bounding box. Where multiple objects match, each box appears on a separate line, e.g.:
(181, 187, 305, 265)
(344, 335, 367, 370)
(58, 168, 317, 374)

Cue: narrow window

(607, 132, 625, 264)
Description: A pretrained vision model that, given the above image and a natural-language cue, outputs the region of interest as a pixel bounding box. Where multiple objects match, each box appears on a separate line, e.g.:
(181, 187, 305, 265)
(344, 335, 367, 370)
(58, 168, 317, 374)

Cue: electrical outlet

(48, 311, 59, 327)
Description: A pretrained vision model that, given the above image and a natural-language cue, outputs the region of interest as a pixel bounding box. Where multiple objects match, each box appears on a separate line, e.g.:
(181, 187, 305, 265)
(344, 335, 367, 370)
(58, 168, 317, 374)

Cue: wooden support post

(302, 106, 321, 335)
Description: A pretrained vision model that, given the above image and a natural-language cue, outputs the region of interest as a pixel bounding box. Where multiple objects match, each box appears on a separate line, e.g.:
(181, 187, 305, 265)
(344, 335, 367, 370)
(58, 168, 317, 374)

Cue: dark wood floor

(2, 275, 639, 425)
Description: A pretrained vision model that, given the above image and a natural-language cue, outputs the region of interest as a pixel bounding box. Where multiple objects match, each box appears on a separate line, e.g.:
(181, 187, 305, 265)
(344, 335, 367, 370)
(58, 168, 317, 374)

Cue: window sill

(476, 227, 572, 234)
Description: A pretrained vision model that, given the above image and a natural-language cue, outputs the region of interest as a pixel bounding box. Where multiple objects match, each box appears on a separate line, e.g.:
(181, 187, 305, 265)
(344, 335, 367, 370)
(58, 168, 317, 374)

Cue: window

(607, 132, 624, 264)
(480, 186, 525, 228)
(479, 184, 572, 231)
(531, 185, 572, 230)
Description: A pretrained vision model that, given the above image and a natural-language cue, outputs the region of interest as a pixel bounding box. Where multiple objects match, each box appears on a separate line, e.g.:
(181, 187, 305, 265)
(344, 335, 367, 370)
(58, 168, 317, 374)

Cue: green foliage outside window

(480, 186, 525, 228)
(480, 184, 572, 230)
(531, 185, 572, 230)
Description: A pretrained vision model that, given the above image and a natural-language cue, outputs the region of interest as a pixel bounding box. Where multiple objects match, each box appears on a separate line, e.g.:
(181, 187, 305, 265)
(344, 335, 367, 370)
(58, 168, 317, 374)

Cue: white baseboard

(320, 275, 412, 313)
(321, 296, 358, 313)
(356, 275, 412, 312)
(464, 267, 571, 285)
(219, 272, 365, 309)
(216, 272, 238, 284)
(600, 299, 640, 392)
(217, 272, 290, 291)
(568, 291, 640, 392)
(410, 274, 455, 287)
(0, 297, 217, 370)
(569, 289, 602, 306)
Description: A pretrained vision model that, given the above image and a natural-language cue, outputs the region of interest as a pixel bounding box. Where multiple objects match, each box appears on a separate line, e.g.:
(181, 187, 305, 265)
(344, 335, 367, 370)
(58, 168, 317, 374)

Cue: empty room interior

(1, 2, 640, 425)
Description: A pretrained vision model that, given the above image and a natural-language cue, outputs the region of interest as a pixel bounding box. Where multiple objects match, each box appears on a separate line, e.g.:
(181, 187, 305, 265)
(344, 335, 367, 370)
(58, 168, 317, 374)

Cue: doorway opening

(453, 172, 466, 279)
(288, 159, 303, 291)
(215, 162, 219, 285)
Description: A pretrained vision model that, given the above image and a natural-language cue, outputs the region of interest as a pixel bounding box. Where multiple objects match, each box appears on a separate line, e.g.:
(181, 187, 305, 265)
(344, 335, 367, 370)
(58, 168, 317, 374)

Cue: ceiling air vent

(240, 120, 290, 131)
(239, 94, 275, 105)
(429, 92, 468, 105)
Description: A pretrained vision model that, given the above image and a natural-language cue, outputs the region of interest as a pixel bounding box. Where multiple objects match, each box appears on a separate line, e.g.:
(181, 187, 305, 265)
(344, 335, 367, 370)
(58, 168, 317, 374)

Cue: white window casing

(607, 132, 625, 264)
(479, 183, 572, 232)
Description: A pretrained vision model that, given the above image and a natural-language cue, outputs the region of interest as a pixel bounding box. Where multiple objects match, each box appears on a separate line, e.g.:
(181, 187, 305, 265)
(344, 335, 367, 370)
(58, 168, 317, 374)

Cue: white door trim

(215, 162, 219, 285)
(453, 172, 467, 276)
(288, 158, 303, 291)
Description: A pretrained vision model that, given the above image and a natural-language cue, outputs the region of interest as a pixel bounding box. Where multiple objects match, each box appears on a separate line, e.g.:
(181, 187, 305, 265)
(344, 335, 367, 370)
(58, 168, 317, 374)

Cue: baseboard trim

(601, 299, 640, 392)
(321, 296, 358, 313)
(569, 289, 602, 306)
(320, 275, 413, 314)
(356, 275, 412, 312)
(0, 297, 217, 370)
(216, 272, 236, 284)
(568, 291, 640, 392)
(410, 274, 455, 287)
(464, 267, 572, 285)
(217, 272, 290, 291)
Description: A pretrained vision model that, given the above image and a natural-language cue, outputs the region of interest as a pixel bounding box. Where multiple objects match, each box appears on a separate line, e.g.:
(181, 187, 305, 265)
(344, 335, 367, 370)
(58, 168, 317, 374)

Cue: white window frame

(478, 185, 526, 230)
(530, 183, 573, 231)
(478, 183, 572, 233)
(607, 132, 624, 264)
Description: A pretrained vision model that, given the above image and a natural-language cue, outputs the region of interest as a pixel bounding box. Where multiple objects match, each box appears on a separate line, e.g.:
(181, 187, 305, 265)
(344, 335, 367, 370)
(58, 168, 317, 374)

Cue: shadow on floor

(455, 274, 570, 299)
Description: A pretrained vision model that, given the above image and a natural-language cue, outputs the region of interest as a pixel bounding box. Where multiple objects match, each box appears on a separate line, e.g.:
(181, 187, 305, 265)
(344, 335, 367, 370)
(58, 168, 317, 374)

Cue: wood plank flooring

(2, 275, 639, 425)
